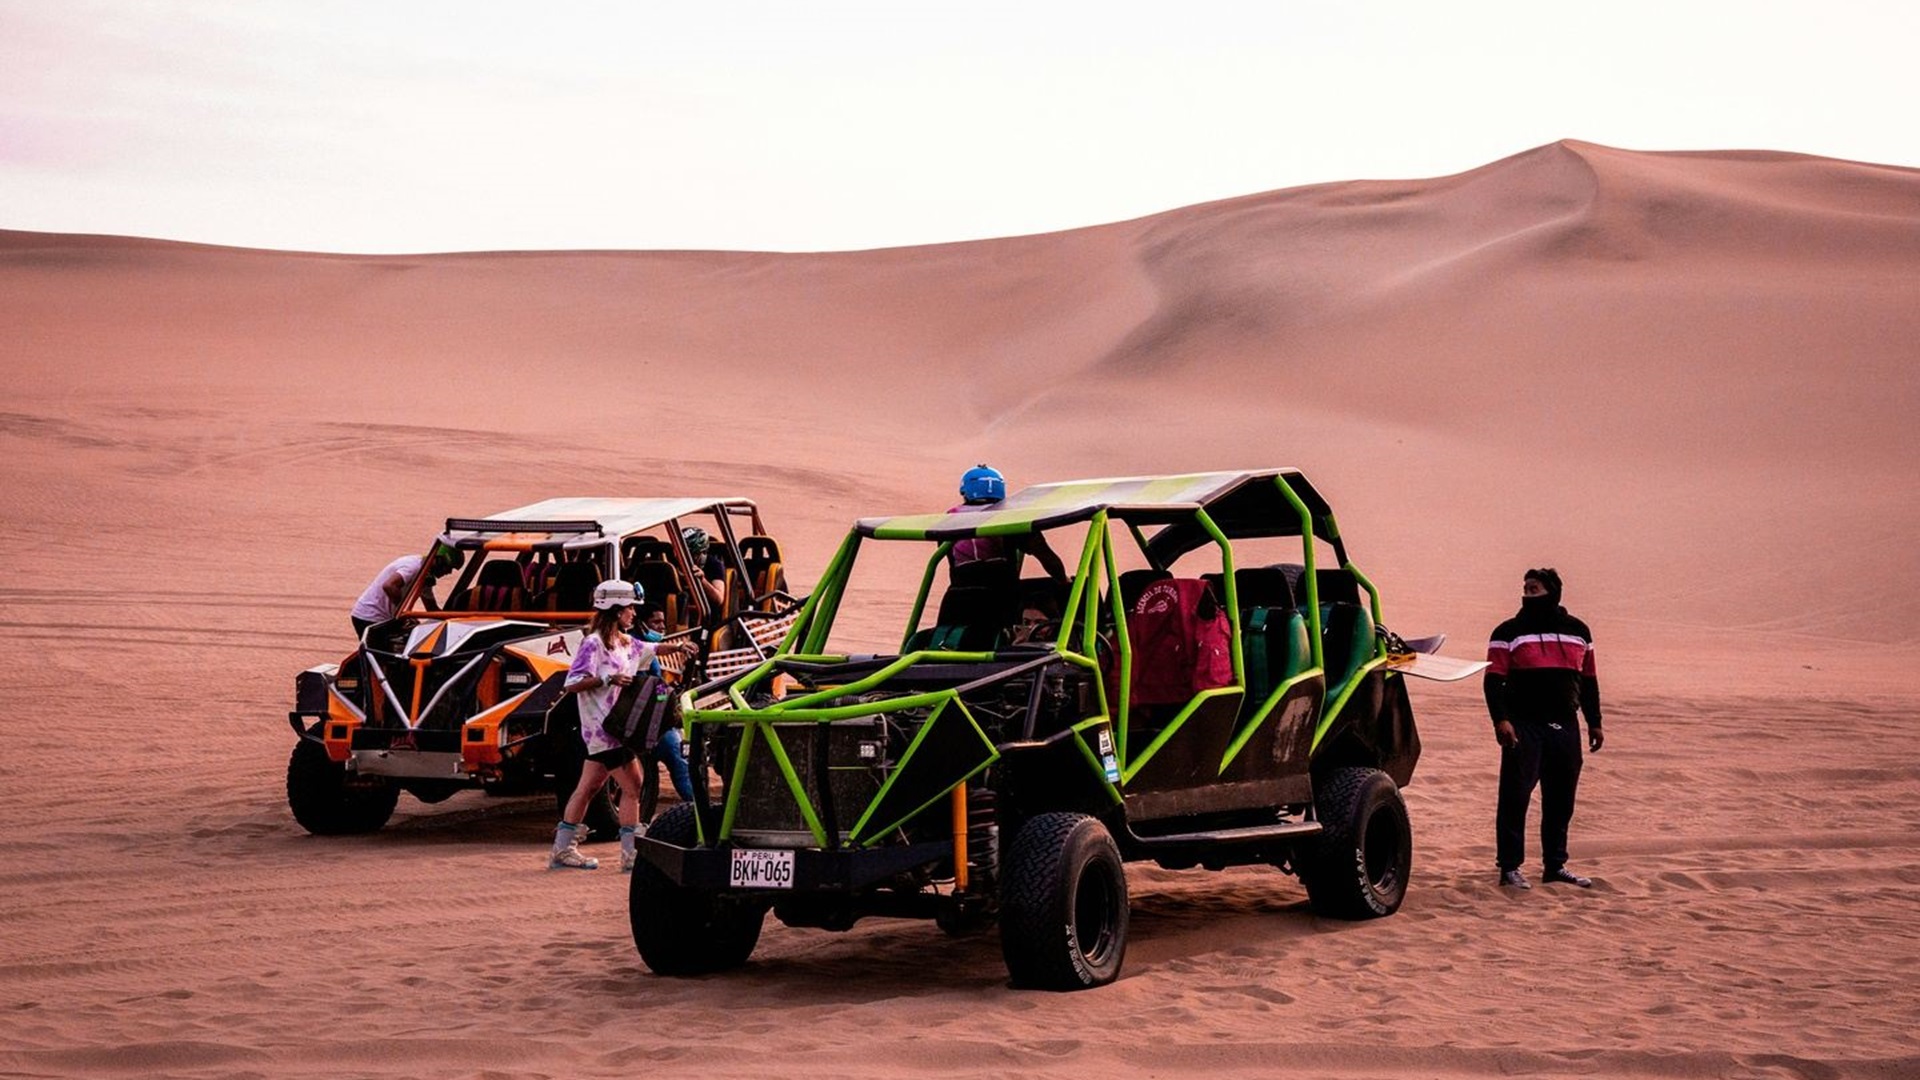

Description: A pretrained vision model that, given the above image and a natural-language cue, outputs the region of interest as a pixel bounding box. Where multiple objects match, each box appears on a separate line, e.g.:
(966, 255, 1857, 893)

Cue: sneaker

(1543, 867, 1592, 887)
(548, 844, 599, 871)
(619, 848, 638, 874)
(1499, 869, 1532, 889)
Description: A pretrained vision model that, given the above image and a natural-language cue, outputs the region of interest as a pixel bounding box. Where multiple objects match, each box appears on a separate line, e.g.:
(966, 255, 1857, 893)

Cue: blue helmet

(959, 464, 1006, 504)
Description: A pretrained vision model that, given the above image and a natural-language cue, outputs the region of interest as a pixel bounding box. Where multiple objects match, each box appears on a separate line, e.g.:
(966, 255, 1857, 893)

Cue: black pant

(351, 616, 375, 638)
(1496, 716, 1584, 872)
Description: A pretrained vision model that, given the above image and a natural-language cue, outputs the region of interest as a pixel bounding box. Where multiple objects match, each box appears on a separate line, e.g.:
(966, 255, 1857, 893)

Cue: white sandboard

(1399, 632, 1446, 654)
(1385, 649, 1489, 682)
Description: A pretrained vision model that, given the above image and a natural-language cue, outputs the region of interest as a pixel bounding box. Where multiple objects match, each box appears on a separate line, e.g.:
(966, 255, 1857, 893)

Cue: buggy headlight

(499, 651, 538, 692)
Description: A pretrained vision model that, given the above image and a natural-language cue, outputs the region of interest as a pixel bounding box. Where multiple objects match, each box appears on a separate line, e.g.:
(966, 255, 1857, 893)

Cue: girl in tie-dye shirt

(548, 581, 659, 871)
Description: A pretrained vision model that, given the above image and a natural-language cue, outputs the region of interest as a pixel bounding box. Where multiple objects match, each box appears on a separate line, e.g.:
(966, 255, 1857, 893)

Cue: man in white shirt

(350, 544, 463, 635)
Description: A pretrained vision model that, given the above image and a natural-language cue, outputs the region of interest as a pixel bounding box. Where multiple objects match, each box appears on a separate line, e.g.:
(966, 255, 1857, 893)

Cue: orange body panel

(460, 690, 535, 773)
(323, 689, 361, 763)
(475, 658, 503, 710)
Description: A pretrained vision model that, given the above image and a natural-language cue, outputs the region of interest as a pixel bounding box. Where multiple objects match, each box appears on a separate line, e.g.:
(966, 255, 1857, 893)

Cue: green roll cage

(680, 471, 1393, 849)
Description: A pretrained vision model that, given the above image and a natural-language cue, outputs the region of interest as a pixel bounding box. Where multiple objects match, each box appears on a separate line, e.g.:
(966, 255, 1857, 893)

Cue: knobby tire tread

(999, 812, 1127, 990)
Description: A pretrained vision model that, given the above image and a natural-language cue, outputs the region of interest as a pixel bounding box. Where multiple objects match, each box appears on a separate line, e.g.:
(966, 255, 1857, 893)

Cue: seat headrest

(477, 561, 522, 585)
(950, 556, 1016, 591)
(1314, 567, 1361, 606)
(623, 536, 674, 564)
(1235, 566, 1294, 609)
(936, 585, 1017, 629)
(552, 560, 599, 610)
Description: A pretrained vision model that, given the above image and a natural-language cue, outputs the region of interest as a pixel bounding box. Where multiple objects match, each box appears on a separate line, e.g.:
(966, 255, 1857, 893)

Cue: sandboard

(1385, 649, 1488, 682)
(1399, 632, 1445, 654)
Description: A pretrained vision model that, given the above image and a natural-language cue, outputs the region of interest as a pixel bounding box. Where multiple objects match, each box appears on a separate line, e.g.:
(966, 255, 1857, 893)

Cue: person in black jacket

(1485, 567, 1603, 889)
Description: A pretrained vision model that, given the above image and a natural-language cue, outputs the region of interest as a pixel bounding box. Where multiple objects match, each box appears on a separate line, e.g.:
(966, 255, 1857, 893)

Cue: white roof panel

(444, 497, 758, 541)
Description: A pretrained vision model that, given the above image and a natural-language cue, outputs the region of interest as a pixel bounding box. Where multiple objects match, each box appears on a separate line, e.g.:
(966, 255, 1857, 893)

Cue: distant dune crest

(2, 139, 1917, 651)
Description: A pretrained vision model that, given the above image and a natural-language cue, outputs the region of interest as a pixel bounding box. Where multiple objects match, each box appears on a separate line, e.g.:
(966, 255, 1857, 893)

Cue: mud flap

(1377, 674, 1419, 787)
(1314, 671, 1419, 788)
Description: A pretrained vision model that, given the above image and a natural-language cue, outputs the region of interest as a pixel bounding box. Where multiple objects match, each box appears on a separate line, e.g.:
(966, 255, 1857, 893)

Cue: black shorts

(587, 745, 635, 768)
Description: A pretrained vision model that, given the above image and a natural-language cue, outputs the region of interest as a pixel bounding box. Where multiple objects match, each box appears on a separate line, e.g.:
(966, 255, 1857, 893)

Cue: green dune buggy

(630, 471, 1469, 989)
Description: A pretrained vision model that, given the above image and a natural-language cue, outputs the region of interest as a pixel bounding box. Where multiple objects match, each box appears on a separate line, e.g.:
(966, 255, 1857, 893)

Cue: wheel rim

(1073, 861, 1119, 965)
(1361, 807, 1403, 894)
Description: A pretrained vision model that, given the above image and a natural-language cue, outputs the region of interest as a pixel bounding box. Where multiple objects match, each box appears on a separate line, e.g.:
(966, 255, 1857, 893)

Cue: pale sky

(1, 0, 1912, 254)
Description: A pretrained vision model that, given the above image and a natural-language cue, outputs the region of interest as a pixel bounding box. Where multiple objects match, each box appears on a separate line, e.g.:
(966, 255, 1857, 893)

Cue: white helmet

(591, 580, 642, 610)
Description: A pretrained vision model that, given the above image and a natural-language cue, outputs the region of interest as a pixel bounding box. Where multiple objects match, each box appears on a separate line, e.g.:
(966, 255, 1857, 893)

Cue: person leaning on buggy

(350, 542, 462, 636)
(945, 464, 1070, 630)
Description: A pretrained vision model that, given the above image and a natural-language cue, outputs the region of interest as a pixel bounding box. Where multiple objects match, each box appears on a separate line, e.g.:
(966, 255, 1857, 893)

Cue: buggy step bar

(1125, 820, 1322, 849)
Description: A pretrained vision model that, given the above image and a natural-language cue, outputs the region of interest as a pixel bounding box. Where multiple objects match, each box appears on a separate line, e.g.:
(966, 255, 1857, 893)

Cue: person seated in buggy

(681, 526, 745, 628)
(944, 464, 1070, 637)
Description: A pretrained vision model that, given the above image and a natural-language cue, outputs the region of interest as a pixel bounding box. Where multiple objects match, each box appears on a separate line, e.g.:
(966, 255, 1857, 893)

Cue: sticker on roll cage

(1095, 727, 1120, 782)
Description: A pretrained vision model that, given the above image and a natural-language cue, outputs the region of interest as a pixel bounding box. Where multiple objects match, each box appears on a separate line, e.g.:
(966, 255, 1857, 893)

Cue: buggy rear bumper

(636, 836, 950, 892)
(348, 749, 467, 780)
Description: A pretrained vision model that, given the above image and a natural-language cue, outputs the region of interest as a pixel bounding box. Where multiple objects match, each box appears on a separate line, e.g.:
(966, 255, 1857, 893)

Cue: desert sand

(2, 140, 1918, 1078)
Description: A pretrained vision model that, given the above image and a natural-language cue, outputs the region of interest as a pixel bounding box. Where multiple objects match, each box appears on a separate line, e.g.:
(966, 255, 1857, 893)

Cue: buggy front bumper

(636, 837, 950, 892)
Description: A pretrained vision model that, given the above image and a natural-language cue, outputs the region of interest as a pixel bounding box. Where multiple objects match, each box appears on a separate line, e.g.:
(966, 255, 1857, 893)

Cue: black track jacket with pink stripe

(1483, 606, 1602, 729)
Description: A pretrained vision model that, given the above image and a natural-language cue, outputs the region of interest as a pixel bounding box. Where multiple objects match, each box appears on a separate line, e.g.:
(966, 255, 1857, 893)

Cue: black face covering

(1519, 593, 1560, 621)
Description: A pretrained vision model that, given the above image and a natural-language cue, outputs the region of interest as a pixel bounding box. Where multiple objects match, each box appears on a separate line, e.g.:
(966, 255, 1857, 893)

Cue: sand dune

(3, 140, 1918, 1077)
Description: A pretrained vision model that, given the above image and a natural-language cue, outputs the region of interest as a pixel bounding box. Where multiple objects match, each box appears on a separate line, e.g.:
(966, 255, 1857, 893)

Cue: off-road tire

(552, 734, 621, 841)
(998, 812, 1128, 990)
(1299, 766, 1411, 919)
(286, 736, 399, 835)
(628, 804, 766, 975)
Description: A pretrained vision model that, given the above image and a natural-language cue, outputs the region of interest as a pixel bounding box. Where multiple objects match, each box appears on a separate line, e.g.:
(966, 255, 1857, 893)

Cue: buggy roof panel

(441, 497, 757, 544)
(856, 470, 1334, 542)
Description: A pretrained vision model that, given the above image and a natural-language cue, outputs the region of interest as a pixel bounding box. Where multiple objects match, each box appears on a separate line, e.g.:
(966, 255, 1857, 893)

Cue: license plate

(729, 848, 795, 889)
